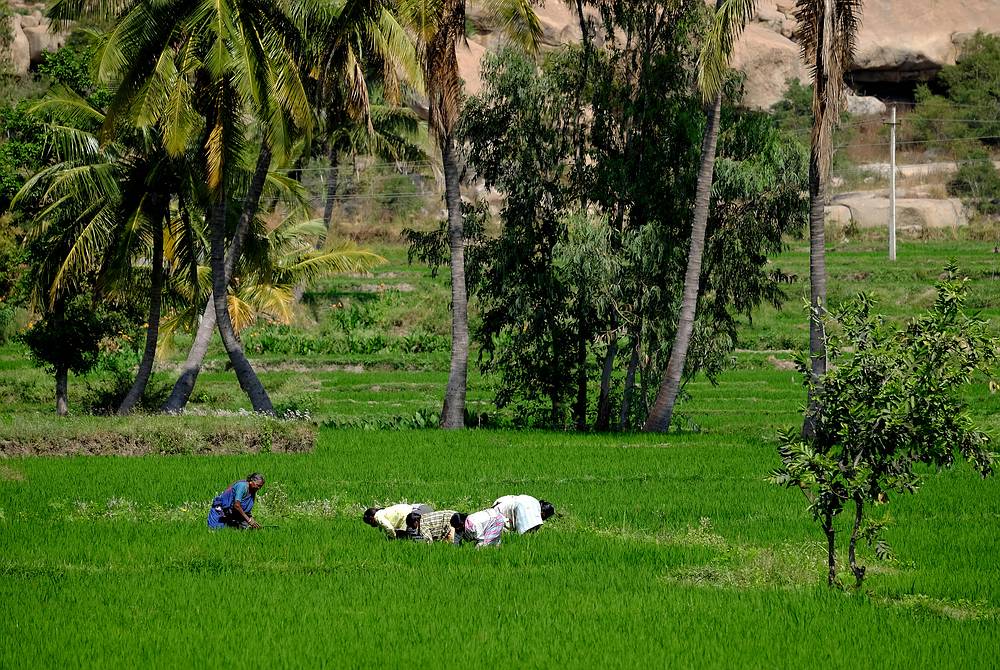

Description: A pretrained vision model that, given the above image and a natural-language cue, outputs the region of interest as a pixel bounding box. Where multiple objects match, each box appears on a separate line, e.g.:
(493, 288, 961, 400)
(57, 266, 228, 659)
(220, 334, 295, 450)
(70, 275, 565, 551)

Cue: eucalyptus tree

(643, 0, 756, 432)
(397, 0, 541, 428)
(460, 38, 807, 430)
(793, 0, 862, 436)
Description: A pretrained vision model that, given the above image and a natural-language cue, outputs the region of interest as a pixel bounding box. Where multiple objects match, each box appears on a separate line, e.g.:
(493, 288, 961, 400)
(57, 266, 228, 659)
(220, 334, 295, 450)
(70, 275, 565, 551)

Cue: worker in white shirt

(493, 495, 555, 534)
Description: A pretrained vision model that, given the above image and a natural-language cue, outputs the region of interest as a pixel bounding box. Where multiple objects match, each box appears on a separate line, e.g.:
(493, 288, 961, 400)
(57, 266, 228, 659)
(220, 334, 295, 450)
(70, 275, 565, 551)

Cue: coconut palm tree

(643, 0, 757, 432)
(159, 160, 327, 412)
(162, 0, 423, 413)
(397, 0, 541, 428)
(794, 0, 861, 437)
(50, 0, 314, 415)
(13, 84, 202, 415)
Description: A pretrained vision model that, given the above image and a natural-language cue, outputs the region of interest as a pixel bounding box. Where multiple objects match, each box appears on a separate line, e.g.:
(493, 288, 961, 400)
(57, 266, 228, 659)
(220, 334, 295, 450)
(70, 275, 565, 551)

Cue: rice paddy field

(2, 236, 1000, 667)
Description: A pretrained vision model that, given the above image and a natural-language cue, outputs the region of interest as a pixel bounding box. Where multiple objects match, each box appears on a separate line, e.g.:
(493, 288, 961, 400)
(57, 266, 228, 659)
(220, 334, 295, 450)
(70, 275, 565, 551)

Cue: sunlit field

(3, 236, 1000, 667)
(2, 427, 999, 667)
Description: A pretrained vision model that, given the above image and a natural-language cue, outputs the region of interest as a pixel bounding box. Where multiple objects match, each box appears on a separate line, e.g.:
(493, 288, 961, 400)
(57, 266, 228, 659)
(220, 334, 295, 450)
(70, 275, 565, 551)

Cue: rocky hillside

(5, 1, 66, 75)
(7, 0, 998, 111)
(462, 0, 1000, 109)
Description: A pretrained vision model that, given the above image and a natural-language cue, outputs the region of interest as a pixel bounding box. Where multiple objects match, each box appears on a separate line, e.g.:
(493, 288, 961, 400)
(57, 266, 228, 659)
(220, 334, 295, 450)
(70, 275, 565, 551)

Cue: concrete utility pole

(888, 105, 897, 261)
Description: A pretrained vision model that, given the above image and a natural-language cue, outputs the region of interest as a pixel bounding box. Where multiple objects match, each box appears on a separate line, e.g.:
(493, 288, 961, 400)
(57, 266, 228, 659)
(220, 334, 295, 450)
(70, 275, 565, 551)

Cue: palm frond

(480, 0, 543, 54)
(697, 0, 757, 102)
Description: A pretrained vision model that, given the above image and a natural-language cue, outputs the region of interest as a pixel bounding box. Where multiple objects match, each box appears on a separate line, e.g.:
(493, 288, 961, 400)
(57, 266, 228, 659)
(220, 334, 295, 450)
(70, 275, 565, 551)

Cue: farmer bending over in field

(406, 509, 460, 543)
(450, 508, 506, 547)
(207, 473, 264, 530)
(493, 495, 555, 535)
(363, 503, 434, 539)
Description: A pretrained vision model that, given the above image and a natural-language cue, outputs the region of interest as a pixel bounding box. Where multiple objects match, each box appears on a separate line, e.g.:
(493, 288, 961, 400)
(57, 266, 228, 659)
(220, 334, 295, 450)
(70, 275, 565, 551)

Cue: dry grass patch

(0, 416, 316, 457)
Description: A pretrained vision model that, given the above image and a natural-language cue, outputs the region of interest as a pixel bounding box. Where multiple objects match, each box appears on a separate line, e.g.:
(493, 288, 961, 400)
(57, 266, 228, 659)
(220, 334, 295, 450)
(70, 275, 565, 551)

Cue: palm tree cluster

(14, 0, 860, 430)
(15, 0, 544, 421)
(17, 0, 437, 415)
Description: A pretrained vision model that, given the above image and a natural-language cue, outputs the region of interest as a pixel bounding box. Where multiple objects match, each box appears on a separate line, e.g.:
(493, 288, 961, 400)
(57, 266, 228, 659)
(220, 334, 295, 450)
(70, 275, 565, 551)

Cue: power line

(835, 135, 1000, 149)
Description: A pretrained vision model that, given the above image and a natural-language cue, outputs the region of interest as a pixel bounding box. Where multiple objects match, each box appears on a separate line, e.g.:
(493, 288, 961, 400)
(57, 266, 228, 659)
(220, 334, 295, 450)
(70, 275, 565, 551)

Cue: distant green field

(743, 236, 1000, 350)
(2, 236, 1000, 666)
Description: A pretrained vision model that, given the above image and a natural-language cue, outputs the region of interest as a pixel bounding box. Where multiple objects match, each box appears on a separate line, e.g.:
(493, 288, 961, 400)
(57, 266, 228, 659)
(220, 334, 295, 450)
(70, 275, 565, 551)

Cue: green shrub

(948, 151, 1000, 216)
(902, 33, 1000, 152)
(771, 266, 997, 589)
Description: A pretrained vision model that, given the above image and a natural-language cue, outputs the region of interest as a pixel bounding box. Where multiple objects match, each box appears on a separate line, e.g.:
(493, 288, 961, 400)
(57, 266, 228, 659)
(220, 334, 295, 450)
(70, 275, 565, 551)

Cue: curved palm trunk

(56, 366, 68, 416)
(118, 209, 166, 415)
(162, 146, 272, 413)
(643, 93, 722, 432)
(161, 298, 216, 413)
(209, 195, 274, 415)
(440, 132, 468, 429)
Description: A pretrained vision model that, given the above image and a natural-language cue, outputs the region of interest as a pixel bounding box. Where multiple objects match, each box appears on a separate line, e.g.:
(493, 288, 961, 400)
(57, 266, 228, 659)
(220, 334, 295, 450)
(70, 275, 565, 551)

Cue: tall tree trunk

(803, 155, 828, 437)
(619, 334, 640, 431)
(209, 196, 273, 415)
(596, 334, 618, 431)
(440, 132, 468, 429)
(162, 146, 272, 413)
(643, 93, 722, 432)
(803, 0, 834, 438)
(55, 366, 68, 416)
(573, 323, 588, 431)
(118, 205, 166, 415)
(824, 511, 837, 587)
(323, 146, 339, 242)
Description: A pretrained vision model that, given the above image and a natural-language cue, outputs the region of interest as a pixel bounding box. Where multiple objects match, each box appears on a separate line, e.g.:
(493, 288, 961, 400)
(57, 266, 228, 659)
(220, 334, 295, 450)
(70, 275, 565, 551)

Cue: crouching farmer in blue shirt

(208, 473, 265, 529)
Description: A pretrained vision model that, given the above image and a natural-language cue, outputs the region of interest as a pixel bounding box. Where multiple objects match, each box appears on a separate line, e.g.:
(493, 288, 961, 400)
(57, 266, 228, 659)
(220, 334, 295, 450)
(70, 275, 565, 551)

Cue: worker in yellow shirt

(363, 503, 433, 538)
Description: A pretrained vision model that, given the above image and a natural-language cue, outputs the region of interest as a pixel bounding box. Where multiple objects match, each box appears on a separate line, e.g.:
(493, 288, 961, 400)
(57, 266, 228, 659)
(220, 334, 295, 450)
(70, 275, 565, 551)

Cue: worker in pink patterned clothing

(449, 507, 506, 547)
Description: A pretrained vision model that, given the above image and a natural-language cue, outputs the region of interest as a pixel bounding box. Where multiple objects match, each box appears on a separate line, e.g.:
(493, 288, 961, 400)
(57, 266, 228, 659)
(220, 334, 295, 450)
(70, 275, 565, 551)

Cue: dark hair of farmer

(247, 473, 265, 492)
(363, 507, 381, 527)
(405, 511, 422, 530)
(449, 513, 467, 530)
(540, 500, 555, 520)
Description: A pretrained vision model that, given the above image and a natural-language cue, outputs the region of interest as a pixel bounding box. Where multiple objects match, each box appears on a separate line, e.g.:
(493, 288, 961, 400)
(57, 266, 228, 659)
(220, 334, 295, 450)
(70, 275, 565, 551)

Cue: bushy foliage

(947, 149, 1000, 216)
(0, 102, 46, 210)
(459, 35, 806, 429)
(903, 32, 1000, 151)
(36, 45, 112, 107)
(21, 293, 116, 378)
(0, 216, 25, 342)
(771, 266, 998, 588)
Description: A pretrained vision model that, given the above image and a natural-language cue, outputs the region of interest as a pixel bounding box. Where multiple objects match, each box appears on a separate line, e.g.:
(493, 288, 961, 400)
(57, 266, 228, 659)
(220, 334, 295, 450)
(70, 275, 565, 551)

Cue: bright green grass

(743, 237, 1000, 350)
(2, 429, 999, 668)
(2, 237, 1000, 667)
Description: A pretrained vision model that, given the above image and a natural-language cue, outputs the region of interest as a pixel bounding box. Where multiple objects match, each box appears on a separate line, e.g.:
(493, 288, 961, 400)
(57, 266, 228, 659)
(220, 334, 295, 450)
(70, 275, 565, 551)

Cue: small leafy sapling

(22, 293, 116, 415)
(770, 265, 998, 588)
